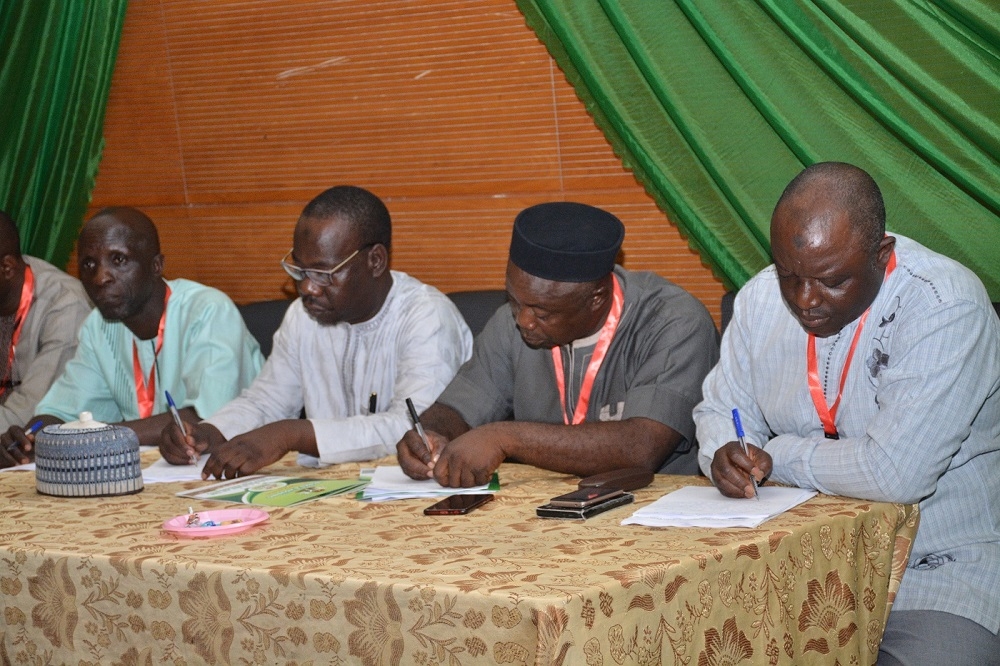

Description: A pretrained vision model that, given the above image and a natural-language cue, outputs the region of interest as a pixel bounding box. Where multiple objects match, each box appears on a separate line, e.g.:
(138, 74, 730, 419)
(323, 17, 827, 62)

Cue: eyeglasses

(280, 246, 368, 287)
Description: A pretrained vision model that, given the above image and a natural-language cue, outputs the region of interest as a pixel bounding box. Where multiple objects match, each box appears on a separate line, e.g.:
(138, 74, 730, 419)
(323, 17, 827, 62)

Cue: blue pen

(7, 421, 42, 453)
(166, 391, 198, 465)
(731, 408, 760, 500)
(5, 420, 42, 455)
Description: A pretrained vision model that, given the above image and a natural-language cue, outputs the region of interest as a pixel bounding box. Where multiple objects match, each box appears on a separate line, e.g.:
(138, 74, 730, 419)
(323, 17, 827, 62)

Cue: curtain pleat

(0, 0, 127, 268)
(515, 0, 1000, 298)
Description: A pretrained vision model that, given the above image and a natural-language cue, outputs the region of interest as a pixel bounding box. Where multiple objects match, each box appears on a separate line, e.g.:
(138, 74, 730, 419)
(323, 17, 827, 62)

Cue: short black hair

(778, 162, 885, 252)
(301, 185, 391, 251)
(0, 210, 22, 259)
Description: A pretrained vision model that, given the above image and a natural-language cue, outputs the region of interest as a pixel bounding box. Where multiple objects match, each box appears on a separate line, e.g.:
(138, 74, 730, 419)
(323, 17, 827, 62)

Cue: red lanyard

(807, 251, 895, 438)
(1, 265, 34, 398)
(551, 276, 624, 425)
(132, 285, 171, 418)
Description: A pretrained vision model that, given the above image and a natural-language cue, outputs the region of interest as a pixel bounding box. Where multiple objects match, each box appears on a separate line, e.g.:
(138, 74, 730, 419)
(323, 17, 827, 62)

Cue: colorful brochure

(177, 475, 367, 507)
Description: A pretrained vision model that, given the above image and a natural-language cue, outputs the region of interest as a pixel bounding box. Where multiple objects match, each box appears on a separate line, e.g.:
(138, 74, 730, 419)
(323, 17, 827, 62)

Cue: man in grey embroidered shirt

(694, 162, 1000, 665)
(398, 201, 718, 487)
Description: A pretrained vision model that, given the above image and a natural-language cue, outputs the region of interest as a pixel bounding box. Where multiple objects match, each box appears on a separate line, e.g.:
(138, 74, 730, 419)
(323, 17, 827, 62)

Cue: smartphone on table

(423, 493, 495, 515)
(547, 487, 623, 508)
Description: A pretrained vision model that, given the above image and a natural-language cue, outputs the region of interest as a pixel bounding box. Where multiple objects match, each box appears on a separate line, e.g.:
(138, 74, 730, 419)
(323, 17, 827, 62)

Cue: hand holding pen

(405, 398, 434, 461)
(731, 408, 760, 500)
(165, 391, 198, 465)
(1, 419, 43, 466)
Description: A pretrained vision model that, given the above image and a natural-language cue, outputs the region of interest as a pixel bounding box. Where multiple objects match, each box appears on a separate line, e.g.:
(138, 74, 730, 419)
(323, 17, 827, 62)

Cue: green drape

(0, 0, 126, 268)
(515, 0, 1000, 298)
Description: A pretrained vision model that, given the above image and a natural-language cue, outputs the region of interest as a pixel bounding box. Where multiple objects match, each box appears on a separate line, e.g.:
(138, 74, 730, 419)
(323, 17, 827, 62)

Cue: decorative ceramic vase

(34, 412, 144, 497)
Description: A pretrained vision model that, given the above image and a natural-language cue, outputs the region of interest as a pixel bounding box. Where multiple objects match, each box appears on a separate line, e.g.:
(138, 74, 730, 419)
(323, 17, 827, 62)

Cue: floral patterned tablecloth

(0, 454, 917, 666)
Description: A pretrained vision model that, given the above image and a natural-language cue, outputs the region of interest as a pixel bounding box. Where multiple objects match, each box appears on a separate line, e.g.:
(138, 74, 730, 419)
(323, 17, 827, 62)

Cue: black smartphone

(423, 493, 495, 515)
(548, 487, 624, 508)
(536, 493, 635, 519)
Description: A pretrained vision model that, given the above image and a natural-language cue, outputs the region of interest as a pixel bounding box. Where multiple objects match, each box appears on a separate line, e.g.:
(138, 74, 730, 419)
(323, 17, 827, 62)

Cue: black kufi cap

(509, 202, 624, 282)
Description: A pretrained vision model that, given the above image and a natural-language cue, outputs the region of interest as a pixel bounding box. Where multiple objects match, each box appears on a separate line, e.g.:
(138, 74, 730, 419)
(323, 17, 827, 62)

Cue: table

(0, 455, 917, 665)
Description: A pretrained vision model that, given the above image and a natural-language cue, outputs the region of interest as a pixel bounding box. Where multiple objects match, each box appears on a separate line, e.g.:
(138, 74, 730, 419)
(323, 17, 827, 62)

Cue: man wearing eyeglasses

(1, 207, 264, 462)
(160, 185, 473, 478)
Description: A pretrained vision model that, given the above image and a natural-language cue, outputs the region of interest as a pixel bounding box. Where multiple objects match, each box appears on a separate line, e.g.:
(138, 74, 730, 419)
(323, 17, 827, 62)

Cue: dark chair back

(721, 291, 736, 335)
(447, 290, 508, 337)
(237, 299, 293, 358)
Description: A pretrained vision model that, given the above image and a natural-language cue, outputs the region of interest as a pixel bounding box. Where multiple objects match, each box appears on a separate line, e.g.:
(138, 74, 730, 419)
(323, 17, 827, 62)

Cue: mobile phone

(536, 493, 634, 519)
(423, 493, 495, 515)
(578, 467, 654, 492)
(548, 487, 624, 508)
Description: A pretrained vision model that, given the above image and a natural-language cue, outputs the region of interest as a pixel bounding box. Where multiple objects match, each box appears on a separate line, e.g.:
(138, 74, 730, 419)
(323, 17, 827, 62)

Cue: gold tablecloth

(0, 454, 917, 666)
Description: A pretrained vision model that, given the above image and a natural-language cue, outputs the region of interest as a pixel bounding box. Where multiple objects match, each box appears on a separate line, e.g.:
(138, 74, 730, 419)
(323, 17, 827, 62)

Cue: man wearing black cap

(397, 201, 719, 487)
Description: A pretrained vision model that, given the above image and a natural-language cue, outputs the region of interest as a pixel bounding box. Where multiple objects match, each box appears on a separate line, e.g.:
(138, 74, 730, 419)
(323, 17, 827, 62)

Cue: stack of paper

(360, 465, 498, 502)
(622, 485, 817, 528)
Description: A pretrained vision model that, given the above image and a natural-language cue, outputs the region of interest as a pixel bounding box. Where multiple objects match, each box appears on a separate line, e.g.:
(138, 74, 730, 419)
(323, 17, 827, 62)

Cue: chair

(237, 299, 293, 358)
(720, 291, 736, 335)
(446, 289, 508, 337)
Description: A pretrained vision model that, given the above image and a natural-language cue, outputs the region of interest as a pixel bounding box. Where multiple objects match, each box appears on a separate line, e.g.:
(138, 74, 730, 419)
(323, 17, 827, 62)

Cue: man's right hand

(159, 421, 225, 465)
(711, 440, 772, 498)
(397, 429, 450, 480)
(0, 425, 34, 468)
(1, 415, 60, 468)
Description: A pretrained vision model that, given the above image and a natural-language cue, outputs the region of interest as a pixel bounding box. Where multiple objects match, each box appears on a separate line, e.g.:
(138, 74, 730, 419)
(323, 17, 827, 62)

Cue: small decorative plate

(162, 508, 269, 537)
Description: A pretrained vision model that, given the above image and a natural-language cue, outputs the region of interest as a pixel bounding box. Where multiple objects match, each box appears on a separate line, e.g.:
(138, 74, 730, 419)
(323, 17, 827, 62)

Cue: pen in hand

(166, 391, 198, 465)
(405, 397, 434, 463)
(731, 408, 760, 500)
(5, 420, 43, 454)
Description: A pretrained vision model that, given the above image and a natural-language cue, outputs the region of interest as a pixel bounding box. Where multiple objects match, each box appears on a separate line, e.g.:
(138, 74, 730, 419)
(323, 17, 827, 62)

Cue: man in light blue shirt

(1, 207, 263, 460)
(694, 162, 1000, 665)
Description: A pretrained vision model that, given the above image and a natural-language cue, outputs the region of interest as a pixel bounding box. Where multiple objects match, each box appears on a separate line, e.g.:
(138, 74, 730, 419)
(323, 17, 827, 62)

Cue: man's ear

(367, 244, 389, 278)
(0, 255, 17, 280)
(877, 235, 896, 270)
(588, 278, 612, 313)
(151, 254, 165, 278)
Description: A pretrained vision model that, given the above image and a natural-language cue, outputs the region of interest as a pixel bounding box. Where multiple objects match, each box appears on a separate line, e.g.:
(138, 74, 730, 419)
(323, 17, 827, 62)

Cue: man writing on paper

(1, 207, 263, 461)
(693, 162, 1000, 665)
(397, 202, 719, 487)
(0, 211, 91, 448)
(159, 185, 472, 478)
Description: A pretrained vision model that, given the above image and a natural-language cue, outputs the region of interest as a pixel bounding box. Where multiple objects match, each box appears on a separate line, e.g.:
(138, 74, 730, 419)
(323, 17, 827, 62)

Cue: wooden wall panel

(87, 0, 726, 325)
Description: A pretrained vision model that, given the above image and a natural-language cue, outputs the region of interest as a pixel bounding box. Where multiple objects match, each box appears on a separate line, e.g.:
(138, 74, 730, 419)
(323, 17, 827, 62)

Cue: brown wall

(87, 0, 725, 324)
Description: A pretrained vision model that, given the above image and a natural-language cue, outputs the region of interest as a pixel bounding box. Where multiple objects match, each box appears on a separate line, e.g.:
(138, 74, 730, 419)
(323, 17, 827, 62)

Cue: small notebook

(621, 485, 816, 528)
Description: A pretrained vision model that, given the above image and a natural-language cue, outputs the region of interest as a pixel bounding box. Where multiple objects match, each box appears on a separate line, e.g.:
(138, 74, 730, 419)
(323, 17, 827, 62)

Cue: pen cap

(731, 408, 745, 437)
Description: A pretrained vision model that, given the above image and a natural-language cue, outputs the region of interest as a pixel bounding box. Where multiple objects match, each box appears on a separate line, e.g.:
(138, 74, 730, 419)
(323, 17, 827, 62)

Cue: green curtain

(0, 0, 127, 269)
(515, 0, 1000, 298)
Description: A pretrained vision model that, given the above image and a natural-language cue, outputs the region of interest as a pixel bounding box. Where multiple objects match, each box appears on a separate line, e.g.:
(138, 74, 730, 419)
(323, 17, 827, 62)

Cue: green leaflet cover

(177, 475, 368, 507)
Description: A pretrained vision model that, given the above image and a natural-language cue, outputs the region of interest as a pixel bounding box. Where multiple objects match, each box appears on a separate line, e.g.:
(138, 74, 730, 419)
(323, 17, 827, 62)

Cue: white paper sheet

(0, 462, 34, 473)
(622, 485, 817, 528)
(360, 465, 494, 502)
(142, 455, 208, 483)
